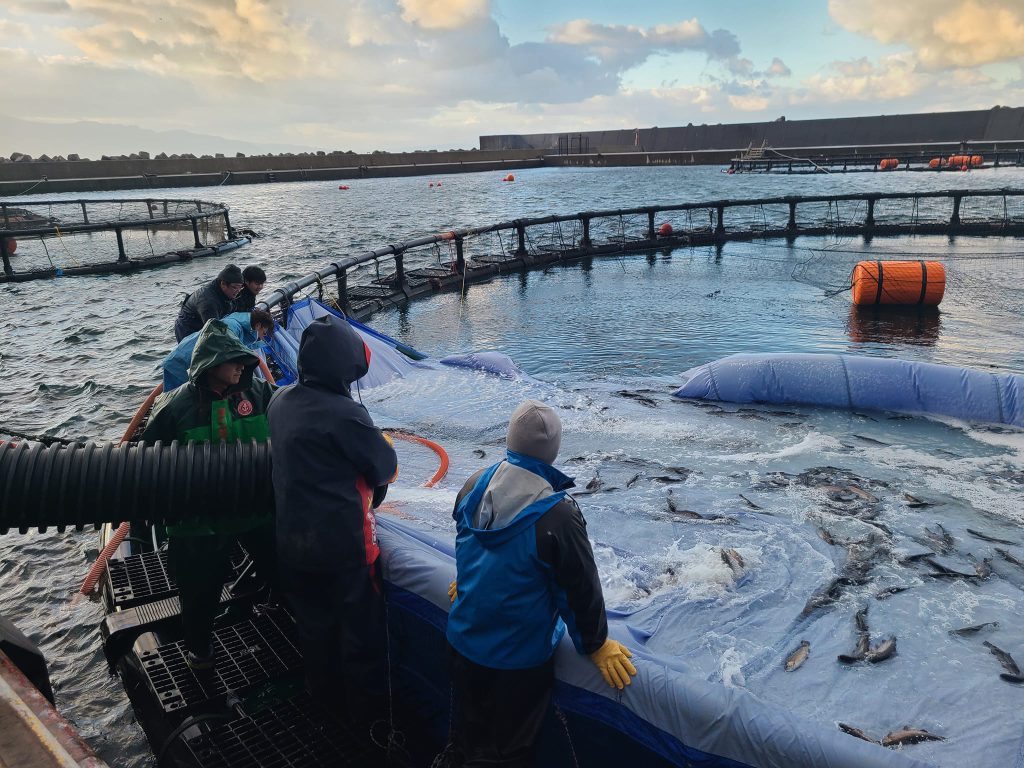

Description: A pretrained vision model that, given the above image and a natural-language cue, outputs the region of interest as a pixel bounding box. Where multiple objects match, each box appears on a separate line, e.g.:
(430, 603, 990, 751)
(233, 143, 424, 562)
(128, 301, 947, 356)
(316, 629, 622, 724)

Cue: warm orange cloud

(397, 0, 489, 30)
(829, 0, 1024, 68)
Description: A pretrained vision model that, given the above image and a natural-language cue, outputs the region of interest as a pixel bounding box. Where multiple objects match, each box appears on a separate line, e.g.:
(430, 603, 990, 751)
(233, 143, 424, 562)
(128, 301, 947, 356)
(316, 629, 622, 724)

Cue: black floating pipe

(0, 440, 273, 534)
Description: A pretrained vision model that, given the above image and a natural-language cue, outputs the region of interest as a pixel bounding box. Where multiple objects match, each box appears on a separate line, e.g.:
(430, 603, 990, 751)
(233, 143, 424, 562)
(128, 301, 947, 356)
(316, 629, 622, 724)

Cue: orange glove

(589, 639, 637, 690)
(448, 580, 457, 603)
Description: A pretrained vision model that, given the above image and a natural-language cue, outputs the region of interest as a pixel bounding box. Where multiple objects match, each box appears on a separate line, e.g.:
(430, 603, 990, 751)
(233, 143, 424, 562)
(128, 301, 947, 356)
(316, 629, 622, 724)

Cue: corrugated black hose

(0, 440, 273, 534)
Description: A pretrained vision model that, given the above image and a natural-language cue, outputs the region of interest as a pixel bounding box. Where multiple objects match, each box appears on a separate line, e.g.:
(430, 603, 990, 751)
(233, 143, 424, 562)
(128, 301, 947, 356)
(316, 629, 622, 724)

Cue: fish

(838, 608, 872, 664)
(615, 390, 658, 408)
(838, 723, 879, 744)
(800, 576, 862, 617)
(949, 622, 999, 636)
(738, 493, 762, 510)
(650, 475, 686, 484)
(625, 473, 642, 488)
(966, 529, 1017, 545)
(922, 557, 977, 579)
(902, 493, 934, 508)
(875, 586, 910, 600)
(923, 524, 954, 554)
(666, 466, 694, 478)
(881, 728, 945, 747)
(854, 605, 870, 633)
(899, 552, 933, 564)
(784, 640, 810, 671)
(472, 449, 486, 458)
(817, 528, 837, 546)
(971, 555, 993, 580)
(853, 434, 889, 446)
(846, 485, 880, 504)
(720, 548, 745, 573)
(1000, 673, 1024, 684)
(866, 635, 897, 663)
(983, 641, 1022, 676)
(996, 548, 1024, 568)
(576, 475, 603, 495)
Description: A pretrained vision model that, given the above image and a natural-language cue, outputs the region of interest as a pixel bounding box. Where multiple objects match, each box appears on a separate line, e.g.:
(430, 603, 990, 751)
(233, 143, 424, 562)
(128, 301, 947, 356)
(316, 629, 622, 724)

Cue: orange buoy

(879, 158, 899, 170)
(971, 155, 984, 167)
(7, 239, 16, 254)
(851, 261, 945, 306)
(928, 158, 942, 169)
(658, 222, 673, 236)
(504, 174, 515, 182)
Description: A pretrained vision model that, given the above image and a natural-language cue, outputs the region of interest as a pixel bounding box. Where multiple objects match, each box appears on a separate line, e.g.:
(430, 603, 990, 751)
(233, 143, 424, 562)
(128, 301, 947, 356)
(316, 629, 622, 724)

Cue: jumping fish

(875, 586, 910, 600)
(784, 640, 810, 671)
(838, 723, 879, 744)
(949, 622, 998, 636)
(881, 728, 945, 747)
(995, 548, 1024, 568)
(576, 475, 603, 495)
(983, 641, 1022, 676)
(966, 529, 1017, 545)
(923, 524, 954, 554)
(720, 548, 745, 574)
(472, 449, 486, 458)
(625, 473, 642, 488)
(902, 493, 935, 508)
(866, 635, 897, 663)
(738, 493, 762, 510)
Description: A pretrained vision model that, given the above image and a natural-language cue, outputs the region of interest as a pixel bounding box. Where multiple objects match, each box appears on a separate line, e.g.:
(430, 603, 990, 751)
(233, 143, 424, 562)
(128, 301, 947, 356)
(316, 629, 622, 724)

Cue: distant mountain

(0, 116, 319, 159)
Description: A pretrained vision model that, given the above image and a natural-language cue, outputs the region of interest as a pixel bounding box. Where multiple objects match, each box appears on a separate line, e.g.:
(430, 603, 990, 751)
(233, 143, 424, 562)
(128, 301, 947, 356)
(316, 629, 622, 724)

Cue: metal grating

(183, 694, 378, 768)
(107, 546, 248, 609)
(138, 611, 302, 715)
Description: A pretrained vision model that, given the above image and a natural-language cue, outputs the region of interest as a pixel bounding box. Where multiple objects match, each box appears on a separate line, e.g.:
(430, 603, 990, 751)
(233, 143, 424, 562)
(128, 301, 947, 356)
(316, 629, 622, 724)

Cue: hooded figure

(140, 318, 276, 669)
(445, 400, 635, 767)
(267, 313, 397, 719)
(161, 311, 265, 392)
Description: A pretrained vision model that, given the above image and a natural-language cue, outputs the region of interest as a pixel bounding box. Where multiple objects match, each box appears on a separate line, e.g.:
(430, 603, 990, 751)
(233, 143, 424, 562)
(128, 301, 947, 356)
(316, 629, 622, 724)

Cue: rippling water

(2, 165, 1023, 766)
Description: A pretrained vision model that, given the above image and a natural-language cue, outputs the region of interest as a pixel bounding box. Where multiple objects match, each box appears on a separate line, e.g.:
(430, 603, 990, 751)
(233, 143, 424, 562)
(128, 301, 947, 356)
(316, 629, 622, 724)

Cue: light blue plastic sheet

(673, 353, 1024, 428)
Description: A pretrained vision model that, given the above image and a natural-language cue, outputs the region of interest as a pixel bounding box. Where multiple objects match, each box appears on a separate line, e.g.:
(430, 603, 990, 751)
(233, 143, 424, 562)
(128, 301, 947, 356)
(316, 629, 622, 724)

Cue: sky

(0, 0, 1022, 156)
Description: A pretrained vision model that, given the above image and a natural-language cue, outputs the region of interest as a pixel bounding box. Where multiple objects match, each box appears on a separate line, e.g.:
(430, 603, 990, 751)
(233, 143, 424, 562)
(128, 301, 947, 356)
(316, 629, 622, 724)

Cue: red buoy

(658, 223, 673, 237)
(504, 174, 515, 182)
(338, 185, 349, 190)
(7, 239, 16, 254)
(436, 181, 442, 186)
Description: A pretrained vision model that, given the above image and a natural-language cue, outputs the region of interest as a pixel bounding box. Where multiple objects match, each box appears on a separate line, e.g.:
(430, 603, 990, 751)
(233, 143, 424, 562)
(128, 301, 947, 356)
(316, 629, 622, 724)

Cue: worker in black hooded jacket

(267, 314, 397, 722)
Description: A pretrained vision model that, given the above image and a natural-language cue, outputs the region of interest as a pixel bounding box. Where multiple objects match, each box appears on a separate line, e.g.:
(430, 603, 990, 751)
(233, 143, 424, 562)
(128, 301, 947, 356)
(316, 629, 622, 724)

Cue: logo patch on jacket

(236, 399, 253, 416)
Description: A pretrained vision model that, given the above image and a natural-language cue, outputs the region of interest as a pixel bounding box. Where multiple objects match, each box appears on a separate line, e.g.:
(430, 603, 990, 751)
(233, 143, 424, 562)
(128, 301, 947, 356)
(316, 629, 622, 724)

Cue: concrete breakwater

(0, 149, 546, 196)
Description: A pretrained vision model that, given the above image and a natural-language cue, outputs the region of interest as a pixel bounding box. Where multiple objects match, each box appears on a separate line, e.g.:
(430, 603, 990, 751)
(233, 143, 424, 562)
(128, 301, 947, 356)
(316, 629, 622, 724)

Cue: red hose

(384, 430, 449, 487)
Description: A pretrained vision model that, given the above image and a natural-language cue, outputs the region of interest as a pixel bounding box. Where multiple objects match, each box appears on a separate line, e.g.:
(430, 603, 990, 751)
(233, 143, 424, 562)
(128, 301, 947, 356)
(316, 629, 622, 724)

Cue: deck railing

(260, 188, 1024, 322)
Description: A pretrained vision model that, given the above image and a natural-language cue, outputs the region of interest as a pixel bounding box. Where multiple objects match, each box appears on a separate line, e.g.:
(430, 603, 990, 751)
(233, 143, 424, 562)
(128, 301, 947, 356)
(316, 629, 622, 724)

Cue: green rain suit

(140, 319, 275, 656)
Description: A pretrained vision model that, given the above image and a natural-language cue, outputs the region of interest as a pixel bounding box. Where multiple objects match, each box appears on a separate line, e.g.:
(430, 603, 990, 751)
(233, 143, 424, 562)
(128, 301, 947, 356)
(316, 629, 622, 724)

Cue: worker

(268, 314, 397, 724)
(446, 400, 636, 767)
(161, 309, 274, 392)
(173, 264, 245, 341)
(234, 265, 267, 312)
(140, 319, 276, 669)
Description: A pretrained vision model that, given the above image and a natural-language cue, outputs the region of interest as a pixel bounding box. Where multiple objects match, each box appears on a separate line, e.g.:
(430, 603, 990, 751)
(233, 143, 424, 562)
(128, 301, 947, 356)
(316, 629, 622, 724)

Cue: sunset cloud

(397, 0, 489, 29)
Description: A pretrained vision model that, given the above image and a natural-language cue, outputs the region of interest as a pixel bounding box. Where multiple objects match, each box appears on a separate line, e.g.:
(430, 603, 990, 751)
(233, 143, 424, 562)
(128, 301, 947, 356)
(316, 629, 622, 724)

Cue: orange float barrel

(928, 158, 942, 169)
(971, 155, 984, 167)
(879, 158, 899, 170)
(850, 260, 945, 306)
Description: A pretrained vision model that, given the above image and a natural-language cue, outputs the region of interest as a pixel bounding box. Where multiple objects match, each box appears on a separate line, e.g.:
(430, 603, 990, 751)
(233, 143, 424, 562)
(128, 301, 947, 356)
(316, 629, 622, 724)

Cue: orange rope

(384, 429, 449, 488)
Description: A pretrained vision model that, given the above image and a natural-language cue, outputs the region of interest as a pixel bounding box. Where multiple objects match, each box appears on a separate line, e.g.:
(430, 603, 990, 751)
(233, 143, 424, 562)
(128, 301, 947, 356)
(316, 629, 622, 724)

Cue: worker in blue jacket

(446, 400, 636, 767)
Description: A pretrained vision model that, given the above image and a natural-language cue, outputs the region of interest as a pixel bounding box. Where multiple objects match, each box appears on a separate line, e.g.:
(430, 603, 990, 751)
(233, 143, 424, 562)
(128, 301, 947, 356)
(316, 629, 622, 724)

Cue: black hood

(297, 315, 369, 395)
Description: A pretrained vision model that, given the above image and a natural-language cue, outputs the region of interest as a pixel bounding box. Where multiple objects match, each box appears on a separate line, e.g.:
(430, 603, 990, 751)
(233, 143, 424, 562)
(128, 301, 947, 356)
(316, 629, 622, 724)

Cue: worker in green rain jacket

(141, 319, 276, 669)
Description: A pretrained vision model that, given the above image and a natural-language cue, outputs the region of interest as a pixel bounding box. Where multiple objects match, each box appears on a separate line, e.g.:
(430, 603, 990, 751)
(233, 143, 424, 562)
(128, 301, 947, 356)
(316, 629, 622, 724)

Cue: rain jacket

(446, 451, 609, 669)
(268, 315, 397, 573)
(162, 312, 261, 392)
(140, 319, 275, 536)
(174, 280, 235, 341)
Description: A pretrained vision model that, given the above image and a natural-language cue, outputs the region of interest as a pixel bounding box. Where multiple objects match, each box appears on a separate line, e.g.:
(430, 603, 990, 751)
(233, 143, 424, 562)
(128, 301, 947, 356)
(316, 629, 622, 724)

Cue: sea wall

(0, 149, 544, 196)
(481, 106, 1024, 153)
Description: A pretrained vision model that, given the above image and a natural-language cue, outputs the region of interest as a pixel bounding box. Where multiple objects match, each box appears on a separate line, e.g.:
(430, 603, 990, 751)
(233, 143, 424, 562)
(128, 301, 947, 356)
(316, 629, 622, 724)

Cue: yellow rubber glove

(448, 580, 457, 603)
(589, 639, 637, 690)
(382, 432, 399, 483)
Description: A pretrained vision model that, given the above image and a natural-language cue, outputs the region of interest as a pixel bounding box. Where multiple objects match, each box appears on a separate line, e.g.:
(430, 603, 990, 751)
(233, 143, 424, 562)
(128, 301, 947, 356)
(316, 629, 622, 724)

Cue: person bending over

(446, 400, 637, 767)
(162, 309, 274, 392)
(268, 314, 397, 723)
(140, 319, 276, 669)
(174, 264, 244, 341)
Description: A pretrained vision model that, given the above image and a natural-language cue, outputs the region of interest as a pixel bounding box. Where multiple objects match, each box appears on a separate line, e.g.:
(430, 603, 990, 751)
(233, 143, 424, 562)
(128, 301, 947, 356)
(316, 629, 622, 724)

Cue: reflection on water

(846, 306, 942, 346)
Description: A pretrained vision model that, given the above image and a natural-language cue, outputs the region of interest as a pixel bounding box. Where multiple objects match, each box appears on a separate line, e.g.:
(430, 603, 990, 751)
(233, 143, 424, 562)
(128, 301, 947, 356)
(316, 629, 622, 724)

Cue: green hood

(187, 319, 260, 392)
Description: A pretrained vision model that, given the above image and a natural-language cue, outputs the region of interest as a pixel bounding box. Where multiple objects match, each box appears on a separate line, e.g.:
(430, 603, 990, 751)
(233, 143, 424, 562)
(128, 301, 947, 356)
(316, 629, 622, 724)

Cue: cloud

(546, 17, 741, 70)
(798, 54, 923, 102)
(767, 57, 791, 77)
(0, 18, 32, 40)
(397, 0, 489, 29)
(829, 0, 1024, 68)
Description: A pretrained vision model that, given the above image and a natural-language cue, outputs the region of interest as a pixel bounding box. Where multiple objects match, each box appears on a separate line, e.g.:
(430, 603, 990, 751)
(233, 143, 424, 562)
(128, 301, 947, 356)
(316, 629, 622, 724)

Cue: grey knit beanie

(506, 400, 562, 465)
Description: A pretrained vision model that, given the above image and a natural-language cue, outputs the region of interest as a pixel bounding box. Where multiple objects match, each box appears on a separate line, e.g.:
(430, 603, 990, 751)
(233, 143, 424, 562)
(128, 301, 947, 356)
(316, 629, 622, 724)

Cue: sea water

(2, 165, 1023, 766)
